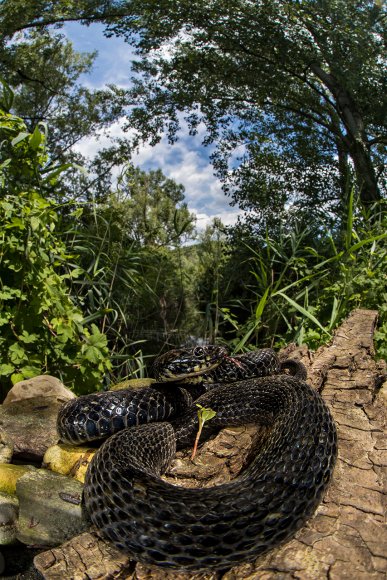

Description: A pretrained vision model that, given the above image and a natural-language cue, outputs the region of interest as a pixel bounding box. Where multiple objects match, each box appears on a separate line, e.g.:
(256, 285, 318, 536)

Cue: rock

(110, 377, 156, 390)
(3, 375, 76, 406)
(43, 443, 96, 483)
(0, 464, 36, 495)
(16, 469, 88, 547)
(0, 428, 13, 463)
(0, 396, 63, 460)
(0, 492, 19, 544)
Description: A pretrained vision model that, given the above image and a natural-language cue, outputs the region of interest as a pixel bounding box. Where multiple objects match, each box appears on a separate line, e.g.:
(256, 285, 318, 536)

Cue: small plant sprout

(191, 404, 217, 460)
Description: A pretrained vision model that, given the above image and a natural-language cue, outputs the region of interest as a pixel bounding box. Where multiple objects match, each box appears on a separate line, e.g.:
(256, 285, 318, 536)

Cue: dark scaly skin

(152, 344, 230, 382)
(57, 385, 193, 444)
(57, 347, 337, 571)
(201, 348, 282, 383)
(58, 346, 279, 443)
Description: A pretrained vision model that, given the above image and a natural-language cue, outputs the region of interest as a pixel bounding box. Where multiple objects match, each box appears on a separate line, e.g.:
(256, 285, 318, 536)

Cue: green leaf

(348, 232, 387, 254)
(0, 313, 10, 326)
(276, 292, 331, 337)
(9, 343, 27, 364)
(87, 324, 108, 349)
(196, 403, 217, 425)
(20, 365, 41, 379)
(11, 132, 30, 146)
(29, 126, 43, 150)
(19, 331, 38, 344)
(68, 268, 84, 279)
(7, 216, 25, 230)
(82, 347, 100, 364)
(42, 162, 72, 183)
(0, 364, 15, 376)
(0, 158, 11, 170)
(255, 285, 270, 320)
(11, 373, 25, 385)
(0, 287, 22, 300)
(0, 77, 14, 112)
(30, 216, 40, 231)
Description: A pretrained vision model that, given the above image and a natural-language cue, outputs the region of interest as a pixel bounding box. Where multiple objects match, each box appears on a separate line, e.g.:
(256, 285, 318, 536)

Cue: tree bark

(311, 65, 382, 207)
(34, 309, 387, 579)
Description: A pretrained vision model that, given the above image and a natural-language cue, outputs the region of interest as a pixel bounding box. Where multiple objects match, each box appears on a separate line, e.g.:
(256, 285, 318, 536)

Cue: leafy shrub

(288, 198, 387, 354)
(0, 107, 111, 396)
(205, 194, 386, 358)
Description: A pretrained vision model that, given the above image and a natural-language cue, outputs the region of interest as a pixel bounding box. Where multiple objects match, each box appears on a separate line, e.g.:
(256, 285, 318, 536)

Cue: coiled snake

(57, 346, 337, 571)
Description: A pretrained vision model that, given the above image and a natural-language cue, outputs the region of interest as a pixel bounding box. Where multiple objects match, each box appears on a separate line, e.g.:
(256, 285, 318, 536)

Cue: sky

(64, 22, 242, 231)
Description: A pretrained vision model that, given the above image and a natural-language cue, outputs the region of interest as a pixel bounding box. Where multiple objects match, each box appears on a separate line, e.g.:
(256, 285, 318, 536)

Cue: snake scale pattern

(57, 346, 337, 571)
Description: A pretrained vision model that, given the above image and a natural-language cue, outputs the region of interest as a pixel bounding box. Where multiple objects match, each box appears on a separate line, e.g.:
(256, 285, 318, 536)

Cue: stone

(109, 377, 156, 390)
(0, 492, 19, 545)
(3, 375, 76, 406)
(16, 469, 88, 547)
(0, 464, 36, 495)
(0, 428, 13, 463)
(43, 443, 96, 483)
(0, 396, 62, 460)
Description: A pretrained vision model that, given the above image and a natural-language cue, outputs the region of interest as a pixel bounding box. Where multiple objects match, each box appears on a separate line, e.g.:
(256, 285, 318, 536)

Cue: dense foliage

(63, 170, 196, 381)
(198, 199, 387, 357)
(0, 107, 112, 395)
(0, 1, 385, 398)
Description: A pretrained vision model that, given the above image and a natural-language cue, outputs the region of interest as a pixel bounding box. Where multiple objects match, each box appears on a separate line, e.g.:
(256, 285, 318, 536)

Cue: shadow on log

(34, 309, 387, 580)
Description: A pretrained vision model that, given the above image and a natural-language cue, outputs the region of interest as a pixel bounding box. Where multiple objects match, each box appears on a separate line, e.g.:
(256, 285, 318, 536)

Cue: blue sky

(64, 22, 241, 230)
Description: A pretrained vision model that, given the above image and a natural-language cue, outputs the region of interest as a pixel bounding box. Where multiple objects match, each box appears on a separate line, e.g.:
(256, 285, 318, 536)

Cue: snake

(57, 346, 337, 571)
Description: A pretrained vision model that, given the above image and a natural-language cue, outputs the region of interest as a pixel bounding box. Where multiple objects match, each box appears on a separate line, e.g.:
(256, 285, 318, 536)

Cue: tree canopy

(0, 0, 386, 395)
(104, 0, 386, 225)
(0, 0, 124, 40)
(1, 0, 385, 226)
(1, 30, 128, 170)
(114, 167, 196, 246)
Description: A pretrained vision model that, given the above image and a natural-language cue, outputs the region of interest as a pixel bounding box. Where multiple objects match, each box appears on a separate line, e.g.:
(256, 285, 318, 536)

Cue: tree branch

(3, 11, 130, 38)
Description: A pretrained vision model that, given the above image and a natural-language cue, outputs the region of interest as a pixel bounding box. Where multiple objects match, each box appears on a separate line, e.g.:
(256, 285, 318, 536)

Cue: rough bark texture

(34, 309, 387, 580)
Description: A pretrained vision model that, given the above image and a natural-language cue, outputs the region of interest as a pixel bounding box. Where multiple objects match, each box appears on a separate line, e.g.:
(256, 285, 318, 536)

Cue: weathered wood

(33, 531, 133, 579)
(34, 309, 387, 579)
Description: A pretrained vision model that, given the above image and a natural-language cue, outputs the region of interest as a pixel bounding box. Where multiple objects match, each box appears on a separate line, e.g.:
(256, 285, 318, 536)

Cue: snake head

(152, 345, 229, 382)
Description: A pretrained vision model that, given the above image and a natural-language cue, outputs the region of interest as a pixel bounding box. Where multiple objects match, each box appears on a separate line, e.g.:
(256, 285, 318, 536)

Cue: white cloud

(63, 22, 135, 89)
(133, 137, 243, 229)
(64, 22, 244, 230)
(73, 119, 242, 230)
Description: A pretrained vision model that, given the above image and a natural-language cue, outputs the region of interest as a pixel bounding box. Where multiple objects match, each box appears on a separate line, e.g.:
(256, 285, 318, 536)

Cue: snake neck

(200, 349, 281, 384)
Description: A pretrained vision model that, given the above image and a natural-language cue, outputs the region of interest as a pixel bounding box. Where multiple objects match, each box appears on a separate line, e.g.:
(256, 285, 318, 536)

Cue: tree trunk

(348, 138, 381, 206)
(311, 65, 382, 208)
(34, 309, 387, 579)
(335, 136, 351, 205)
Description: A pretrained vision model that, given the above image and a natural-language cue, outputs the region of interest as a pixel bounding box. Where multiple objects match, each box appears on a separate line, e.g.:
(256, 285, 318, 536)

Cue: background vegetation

(0, 0, 385, 397)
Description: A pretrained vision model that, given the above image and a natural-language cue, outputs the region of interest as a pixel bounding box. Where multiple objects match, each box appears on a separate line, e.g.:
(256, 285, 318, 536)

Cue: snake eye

(193, 346, 204, 357)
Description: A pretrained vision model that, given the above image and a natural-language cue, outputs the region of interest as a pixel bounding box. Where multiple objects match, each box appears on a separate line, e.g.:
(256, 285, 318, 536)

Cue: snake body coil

(57, 347, 337, 571)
